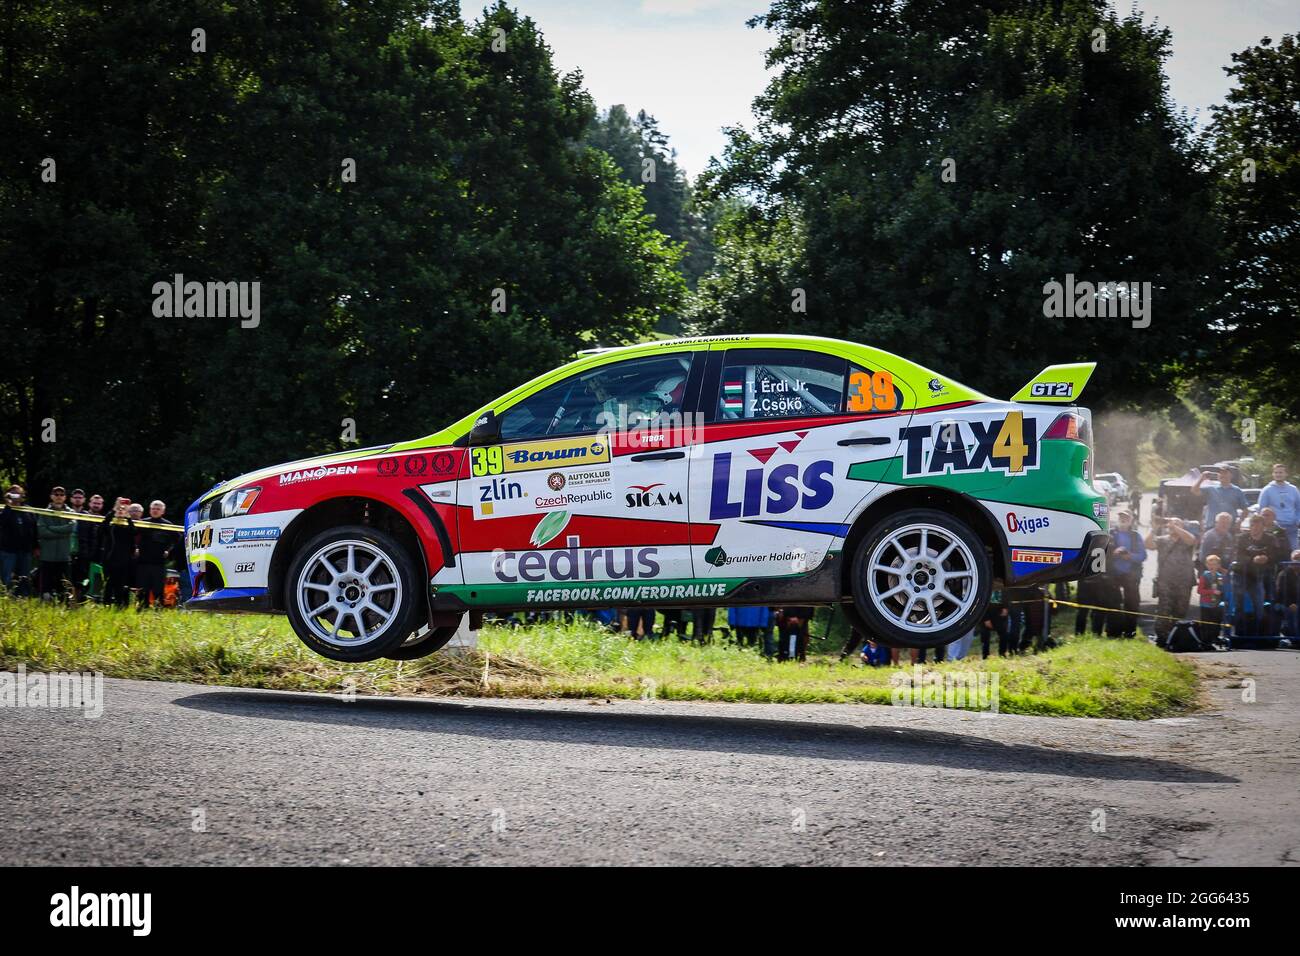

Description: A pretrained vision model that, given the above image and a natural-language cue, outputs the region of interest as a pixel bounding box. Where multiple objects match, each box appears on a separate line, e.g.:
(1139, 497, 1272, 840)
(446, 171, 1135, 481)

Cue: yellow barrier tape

(5, 504, 184, 533)
(1010, 596, 1203, 625)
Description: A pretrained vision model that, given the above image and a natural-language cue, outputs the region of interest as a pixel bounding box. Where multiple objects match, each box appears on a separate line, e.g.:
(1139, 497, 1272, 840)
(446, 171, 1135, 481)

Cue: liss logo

(626, 483, 683, 508)
(709, 452, 833, 519)
(899, 412, 1039, 477)
(1005, 513, 1050, 533)
(493, 534, 660, 583)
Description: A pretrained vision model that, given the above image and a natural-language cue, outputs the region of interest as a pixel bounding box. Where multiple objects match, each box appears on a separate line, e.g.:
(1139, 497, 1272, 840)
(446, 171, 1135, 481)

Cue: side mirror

(468, 410, 500, 446)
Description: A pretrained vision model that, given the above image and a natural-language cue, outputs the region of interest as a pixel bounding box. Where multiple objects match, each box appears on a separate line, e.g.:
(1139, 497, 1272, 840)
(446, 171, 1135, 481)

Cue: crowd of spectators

(1080, 463, 1300, 644)
(0, 483, 183, 610)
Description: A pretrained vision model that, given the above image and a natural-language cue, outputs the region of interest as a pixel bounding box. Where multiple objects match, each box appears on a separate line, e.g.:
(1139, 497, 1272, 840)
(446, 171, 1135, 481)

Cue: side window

(716, 348, 847, 421)
(845, 364, 901, 414)
(498, 353, 694, 442)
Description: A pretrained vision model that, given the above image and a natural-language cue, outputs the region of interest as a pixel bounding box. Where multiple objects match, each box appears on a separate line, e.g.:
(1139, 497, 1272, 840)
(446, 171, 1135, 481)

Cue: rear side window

(716, 348, 847, 421)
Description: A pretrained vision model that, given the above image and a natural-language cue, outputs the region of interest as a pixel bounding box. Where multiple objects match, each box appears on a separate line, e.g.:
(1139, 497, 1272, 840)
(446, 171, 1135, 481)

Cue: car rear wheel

(383, 620, 461, 660)
(285, 525, 421, 662)
(850, 508, 991, 649)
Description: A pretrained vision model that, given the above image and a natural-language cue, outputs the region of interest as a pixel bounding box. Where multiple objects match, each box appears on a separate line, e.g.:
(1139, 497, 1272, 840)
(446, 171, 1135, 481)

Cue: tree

(585, 104, 714, 300)
(689, 0, 1220, 407)
(0, 1, 683, 508)
(1206, 34, 1300, 467)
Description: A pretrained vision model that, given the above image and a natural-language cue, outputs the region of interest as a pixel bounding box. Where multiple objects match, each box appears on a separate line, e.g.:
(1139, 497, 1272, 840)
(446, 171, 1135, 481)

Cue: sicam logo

(278, 464, 358, 486)
(709, 439, 833, 520)
(1005, 513, 1050, 534)
(493, 534, 660, 583)
(626, 483, 683, 508)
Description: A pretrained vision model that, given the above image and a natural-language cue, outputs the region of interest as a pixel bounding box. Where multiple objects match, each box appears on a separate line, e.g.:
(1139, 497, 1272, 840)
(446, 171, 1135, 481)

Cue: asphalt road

(2, 650, 1297, 866)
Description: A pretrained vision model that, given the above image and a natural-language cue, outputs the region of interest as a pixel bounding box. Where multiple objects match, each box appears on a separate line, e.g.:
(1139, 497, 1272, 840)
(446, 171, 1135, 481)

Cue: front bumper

(184, 587, 274, 614)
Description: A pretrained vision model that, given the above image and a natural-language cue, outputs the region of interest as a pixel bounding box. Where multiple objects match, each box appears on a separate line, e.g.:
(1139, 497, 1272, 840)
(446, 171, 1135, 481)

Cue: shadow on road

(173, 689, 1234, 784)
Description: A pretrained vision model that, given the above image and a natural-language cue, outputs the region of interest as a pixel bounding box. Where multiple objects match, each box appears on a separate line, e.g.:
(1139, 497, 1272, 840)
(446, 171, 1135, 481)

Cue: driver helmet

(649, 375, 686, 410)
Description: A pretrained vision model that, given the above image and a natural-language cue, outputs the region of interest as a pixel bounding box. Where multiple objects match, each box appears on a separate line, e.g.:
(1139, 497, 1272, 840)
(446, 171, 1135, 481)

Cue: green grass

(0, 597, 1199, 719)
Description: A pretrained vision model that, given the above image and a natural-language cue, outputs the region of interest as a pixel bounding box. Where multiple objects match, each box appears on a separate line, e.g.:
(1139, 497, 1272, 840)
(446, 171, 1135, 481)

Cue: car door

(455, 350, 700, 602)
(687, 344, 907, 582)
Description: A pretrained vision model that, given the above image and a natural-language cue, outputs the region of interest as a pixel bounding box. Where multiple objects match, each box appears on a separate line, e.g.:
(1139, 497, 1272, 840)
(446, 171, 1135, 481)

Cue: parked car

(184, 334, 1108, 658)
(1094, 471, 1129, 502)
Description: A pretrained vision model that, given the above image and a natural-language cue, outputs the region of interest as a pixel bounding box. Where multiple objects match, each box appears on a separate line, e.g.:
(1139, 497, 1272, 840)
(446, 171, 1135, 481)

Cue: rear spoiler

(1011, 363, 1096, 403)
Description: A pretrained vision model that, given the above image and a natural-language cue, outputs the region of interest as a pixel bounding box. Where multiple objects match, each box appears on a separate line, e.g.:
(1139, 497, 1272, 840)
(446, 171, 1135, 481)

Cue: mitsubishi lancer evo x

(184, 335, 1108, 661)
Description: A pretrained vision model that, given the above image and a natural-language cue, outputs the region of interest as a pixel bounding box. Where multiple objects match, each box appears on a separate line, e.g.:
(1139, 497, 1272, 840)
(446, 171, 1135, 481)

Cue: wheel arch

(268, 495, 434, 615)
(839, 486, 1009, 599)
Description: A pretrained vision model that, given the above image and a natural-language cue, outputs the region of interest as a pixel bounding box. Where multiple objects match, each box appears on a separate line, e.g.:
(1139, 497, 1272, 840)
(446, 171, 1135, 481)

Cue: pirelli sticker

(1011, 548, 1063, 565)
(470, 436, 611, 477)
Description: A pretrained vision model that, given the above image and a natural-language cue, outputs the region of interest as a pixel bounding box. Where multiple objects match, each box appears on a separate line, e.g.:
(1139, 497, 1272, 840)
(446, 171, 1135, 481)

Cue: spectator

(68, 489, 90, 600)
(859, 639, 893, 667)
(84, 493, 106, 600)
(35, 486, 76, 600)
(0, 484, 36, 596)
(1236, 514, 1284, 636)
(1196, 555, 1228, 645)
(625, 607, 655, 641)
(135, 499, 179, 610)
(728, 605, 772, 649)
(1259, 463, 1300, 551)
(1105, 510, 1146, 637)
(978, 580, 1010, 658)
(774, 607, 812, 662)
(1191, 467, 1248, 531)
(128, 502, 144, 520)
(659, 608, 685, 639)
(1258, 507, 1291, 561)
(1237, 513, 1285, 584)
(691, 607, 716, 643)
(1277, 551, 1300, 639)
(100, 497, 137, 608)
(1145, 516, 1198, 647)
(1199, 511, 1236, 569)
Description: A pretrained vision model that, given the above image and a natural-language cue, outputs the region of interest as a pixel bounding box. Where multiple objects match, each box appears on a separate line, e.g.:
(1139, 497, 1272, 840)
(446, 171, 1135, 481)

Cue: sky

(460, 0, 1300, 178)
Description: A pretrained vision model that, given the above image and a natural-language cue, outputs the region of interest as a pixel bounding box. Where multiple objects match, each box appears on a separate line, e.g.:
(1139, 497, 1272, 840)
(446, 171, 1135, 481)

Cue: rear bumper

(1010, 530, 1109, 585)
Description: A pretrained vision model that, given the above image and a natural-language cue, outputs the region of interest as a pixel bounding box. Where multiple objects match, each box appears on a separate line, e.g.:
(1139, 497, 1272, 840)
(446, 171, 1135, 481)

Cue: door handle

(630, 451, 686, 461)
(838, 436, 890, 446)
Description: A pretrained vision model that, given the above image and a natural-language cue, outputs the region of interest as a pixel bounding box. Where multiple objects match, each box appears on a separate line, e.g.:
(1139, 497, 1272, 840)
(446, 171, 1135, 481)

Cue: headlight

(219, 486, 261, 517)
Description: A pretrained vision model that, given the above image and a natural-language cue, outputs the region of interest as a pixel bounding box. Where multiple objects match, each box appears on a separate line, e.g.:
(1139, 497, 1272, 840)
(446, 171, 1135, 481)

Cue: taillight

(1044, 412, 1082, 441)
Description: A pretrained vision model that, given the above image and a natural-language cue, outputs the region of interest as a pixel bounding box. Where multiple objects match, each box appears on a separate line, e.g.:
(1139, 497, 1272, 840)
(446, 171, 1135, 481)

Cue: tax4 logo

(899, 412, 1039, 478)
(708, 433, 834, 520)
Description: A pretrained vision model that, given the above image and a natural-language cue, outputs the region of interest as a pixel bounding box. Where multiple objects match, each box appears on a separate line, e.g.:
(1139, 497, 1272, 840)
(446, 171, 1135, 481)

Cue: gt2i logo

(1030, 382, 1073, 398)
(899, 412, 1038, 478)
(234, 561, 255, 573)
(709, 452, 834, 519)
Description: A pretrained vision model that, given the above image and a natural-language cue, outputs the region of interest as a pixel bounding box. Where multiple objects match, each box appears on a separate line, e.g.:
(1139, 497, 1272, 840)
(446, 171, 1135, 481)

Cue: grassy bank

(0, 598, 1198, 719)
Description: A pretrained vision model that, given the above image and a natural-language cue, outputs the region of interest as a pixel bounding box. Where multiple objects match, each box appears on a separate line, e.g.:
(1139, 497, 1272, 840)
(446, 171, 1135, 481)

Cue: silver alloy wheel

(295, 539, 403, 647)
(865, 522, 978, 634)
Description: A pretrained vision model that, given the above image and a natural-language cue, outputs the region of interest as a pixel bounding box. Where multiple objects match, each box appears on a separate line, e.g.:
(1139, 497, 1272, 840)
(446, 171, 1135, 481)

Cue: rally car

(184, 334, 1108, 661)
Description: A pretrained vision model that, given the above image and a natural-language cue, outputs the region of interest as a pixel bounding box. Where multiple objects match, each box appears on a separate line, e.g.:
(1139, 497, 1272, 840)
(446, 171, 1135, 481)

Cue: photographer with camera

(1191, 467, 1248, 531)
(1145, 514, 1198, 647)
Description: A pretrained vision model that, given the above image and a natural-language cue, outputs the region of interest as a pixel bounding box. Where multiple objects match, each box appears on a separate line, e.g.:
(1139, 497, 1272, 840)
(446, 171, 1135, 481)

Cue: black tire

(849, 507, 992, 649)
(284, 525, 421, 663)
(383, 621, 461, 661)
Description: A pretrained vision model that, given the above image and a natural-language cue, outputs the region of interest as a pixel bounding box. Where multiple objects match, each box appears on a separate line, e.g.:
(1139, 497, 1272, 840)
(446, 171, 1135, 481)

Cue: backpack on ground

(1166, 619, 1204, 653)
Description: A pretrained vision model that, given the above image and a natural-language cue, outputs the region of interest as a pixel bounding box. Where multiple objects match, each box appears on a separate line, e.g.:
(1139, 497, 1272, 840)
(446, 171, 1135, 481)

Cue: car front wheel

(285, 525, 421, 662)
(849, 508, 991, 649)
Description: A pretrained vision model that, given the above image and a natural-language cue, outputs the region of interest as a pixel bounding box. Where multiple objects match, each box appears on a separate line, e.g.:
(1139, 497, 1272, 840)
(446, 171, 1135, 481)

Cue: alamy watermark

(1042, 274, 1151, 329)
(1, 663, 103, 718)
(890, 665, 1000, 712)
(152, 273, 260, 328)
